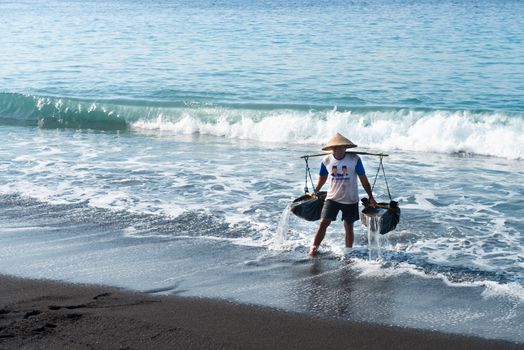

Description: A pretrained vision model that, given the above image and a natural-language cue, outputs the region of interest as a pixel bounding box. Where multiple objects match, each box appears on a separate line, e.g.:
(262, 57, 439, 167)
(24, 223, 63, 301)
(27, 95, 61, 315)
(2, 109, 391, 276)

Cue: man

(308, 133, 377, 256)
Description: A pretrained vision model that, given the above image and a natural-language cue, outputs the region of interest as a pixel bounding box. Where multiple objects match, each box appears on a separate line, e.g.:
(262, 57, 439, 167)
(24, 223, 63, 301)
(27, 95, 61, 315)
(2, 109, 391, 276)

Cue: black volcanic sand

(0, 275, 522, 350)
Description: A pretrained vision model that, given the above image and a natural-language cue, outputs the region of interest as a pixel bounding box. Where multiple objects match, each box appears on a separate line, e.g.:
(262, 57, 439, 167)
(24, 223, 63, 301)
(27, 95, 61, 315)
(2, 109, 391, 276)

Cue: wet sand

(0, 274, 521, 350)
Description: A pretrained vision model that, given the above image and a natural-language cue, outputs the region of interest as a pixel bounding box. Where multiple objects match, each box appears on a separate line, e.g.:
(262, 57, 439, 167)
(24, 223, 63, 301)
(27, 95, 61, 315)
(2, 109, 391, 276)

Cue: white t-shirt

(319, 153, 366, 204)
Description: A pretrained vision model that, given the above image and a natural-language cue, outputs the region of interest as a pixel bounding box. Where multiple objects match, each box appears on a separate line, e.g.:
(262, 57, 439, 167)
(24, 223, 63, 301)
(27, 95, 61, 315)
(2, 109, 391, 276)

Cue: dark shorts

(321, 200, 360, 223)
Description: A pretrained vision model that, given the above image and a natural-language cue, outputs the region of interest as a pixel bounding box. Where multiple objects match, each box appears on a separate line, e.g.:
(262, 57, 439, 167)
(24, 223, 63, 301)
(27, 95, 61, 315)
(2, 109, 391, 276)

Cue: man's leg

(308, 218, 331, 256)
(342, 202, 359, 248)
(343, 220, 354, 248)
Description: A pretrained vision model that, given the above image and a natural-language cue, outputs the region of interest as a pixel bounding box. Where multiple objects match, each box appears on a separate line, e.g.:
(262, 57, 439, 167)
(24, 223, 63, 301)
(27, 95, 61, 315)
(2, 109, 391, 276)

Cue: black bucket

(361, 198, 400, 234)
(290, 192, 327, 222)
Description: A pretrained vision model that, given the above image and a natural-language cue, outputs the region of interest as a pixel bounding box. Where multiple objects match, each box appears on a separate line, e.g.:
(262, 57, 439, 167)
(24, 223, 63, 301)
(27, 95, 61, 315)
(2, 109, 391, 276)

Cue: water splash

(364, 214, 391, 260)
(272, 204, 291, 250)
(366, 216, 381, 260)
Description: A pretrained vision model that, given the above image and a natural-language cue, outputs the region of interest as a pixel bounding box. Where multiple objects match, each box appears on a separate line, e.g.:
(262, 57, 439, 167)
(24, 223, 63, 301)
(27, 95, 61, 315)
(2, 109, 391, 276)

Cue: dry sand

(0, 274, 521, 350)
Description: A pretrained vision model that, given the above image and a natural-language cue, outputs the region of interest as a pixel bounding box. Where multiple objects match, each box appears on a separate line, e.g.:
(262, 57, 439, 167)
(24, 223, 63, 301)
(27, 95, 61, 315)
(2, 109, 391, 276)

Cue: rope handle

(371, 156, 393, 201)
(303, 156, 316, 194)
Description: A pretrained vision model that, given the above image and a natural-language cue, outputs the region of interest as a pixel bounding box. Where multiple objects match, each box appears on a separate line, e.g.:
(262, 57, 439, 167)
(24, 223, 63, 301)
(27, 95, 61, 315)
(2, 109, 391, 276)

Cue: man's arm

(314, 176, 328, 194)
(359, 175, 377, 207)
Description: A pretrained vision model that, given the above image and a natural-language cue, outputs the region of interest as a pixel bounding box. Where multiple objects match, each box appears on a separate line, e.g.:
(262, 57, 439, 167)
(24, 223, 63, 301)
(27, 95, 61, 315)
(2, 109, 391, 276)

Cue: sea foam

(131, 107, 524, 160)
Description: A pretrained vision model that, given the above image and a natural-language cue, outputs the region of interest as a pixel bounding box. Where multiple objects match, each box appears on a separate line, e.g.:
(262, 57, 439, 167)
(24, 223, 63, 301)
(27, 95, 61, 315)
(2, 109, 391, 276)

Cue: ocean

(0, 0, 523, 343)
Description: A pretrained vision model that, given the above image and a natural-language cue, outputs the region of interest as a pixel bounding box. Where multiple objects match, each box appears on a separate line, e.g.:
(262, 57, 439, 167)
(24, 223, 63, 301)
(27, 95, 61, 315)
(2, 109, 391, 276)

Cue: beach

(1, 274, 522, 350)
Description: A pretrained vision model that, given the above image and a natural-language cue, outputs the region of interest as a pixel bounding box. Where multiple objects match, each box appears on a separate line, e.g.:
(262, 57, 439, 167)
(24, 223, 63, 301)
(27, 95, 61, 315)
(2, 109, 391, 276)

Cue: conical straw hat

(321, 133, 358, 151)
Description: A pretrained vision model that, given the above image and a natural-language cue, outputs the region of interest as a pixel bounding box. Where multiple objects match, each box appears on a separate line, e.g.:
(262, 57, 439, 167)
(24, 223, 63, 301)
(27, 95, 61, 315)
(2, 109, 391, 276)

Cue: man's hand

(369, 196, 378, 208)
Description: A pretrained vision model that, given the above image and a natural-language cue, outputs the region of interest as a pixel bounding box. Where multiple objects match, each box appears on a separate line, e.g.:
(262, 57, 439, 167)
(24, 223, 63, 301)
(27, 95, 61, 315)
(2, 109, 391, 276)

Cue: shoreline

(0, 274, 521, 350)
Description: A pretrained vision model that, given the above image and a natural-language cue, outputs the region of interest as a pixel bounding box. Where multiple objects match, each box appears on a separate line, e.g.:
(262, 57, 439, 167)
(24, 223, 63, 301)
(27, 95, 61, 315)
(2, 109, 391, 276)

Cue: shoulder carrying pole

(300, 151, 389, 159)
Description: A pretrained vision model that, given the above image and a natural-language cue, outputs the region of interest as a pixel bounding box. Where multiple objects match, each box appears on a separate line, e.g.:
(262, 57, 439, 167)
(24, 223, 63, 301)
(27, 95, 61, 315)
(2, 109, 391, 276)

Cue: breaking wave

(1, 92, 523, 159)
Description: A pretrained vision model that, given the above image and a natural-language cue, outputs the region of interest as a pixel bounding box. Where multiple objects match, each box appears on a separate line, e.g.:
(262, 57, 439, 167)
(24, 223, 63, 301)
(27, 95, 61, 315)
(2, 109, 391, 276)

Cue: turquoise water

(0, 0, 523, 342)
(1, 0, 523, 111)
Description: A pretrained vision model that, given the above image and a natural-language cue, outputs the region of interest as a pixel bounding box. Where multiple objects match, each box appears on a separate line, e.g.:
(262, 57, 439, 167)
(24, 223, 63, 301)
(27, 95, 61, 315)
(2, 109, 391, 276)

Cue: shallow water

(1, 127, 523, 287)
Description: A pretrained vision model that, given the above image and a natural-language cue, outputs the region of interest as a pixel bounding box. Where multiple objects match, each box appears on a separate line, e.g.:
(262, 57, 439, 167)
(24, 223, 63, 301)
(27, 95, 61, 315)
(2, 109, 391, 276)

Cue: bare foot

(308, 246, 318, 256)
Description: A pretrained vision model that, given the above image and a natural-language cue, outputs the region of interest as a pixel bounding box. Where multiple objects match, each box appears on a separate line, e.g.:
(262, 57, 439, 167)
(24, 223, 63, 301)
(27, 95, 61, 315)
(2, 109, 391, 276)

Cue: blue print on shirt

(320, 158, 365, 176)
